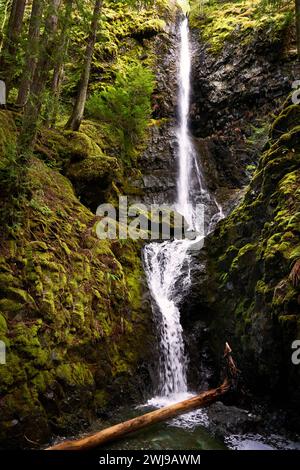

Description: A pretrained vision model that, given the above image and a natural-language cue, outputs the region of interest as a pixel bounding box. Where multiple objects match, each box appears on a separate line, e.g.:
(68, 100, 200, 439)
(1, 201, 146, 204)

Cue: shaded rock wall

(181, 5, 300, 425)
(181, 13, 300, 425)
(129, 18, 180, 207)
(187, 102, 300, 423)
(188, 20, 298, 211)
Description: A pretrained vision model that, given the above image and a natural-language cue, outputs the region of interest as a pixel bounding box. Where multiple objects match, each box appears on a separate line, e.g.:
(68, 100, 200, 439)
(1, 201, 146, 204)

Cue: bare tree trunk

(45, 0, 73, 127)
(16, 0, 44, 107)
(296, 0, 300, 59)
(65, 0, 103, 131)
(0, 0, 27, 99)
(47, 379, 230, 451)
(17, 0, 61, 155)
(46, 344, 238, 451)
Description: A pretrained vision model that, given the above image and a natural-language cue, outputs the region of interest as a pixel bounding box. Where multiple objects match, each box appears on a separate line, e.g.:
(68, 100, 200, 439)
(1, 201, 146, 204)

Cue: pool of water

(87, 404, 300, 451)
(90, 406, 225, 451)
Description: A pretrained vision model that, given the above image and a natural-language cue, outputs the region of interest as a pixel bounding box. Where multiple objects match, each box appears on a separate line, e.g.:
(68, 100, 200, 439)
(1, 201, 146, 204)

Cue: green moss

(94, 389, 109, 409)
(278, 314, 297, 326)
(271, 104, 300, 140)
(255, 280, 270, 295)
(231, 243, 257, 271)
(0, 0, 175, 444)
(0, 145, 152, 441)
(56, 363, 94, 387)
(289, 245, 300, 262)
(0, 111, 16, 161)
(67, 155, 119, 182)
(35, 126, 109, 169)
(190, 0, 293, 54)
(2, 287, 35, 305)
(0, 313, 7, 333)
(0, 298, 24, 313)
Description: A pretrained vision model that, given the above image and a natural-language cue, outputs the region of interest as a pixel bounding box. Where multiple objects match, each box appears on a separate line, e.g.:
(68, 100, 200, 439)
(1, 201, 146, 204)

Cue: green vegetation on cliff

(0, 149, 153, 446)
(86, 63, 155, 165)
(204, 99, 300, 405)
(0, 0, 179, 448)
(190, 0, 293, 53)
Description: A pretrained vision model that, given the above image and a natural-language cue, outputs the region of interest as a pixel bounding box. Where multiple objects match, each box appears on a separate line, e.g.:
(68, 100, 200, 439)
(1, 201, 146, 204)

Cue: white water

(175, 18, 195, 228)
(144, 19, 223, 409)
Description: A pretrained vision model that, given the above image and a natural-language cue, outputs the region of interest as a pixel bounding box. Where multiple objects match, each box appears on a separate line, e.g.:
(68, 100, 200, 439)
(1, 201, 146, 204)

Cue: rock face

(188, 25, 298, 210)
(181, 18, 300, 426)
(187, 102, 300, 426)
(129, 19, 180, 207)
(183, 42, 300, 426)
(206, 402, 262, 438)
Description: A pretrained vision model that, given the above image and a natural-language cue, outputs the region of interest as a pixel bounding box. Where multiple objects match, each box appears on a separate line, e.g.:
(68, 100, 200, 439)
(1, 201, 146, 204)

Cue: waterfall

(144, 18, 223, 404)
(176, 18, 194, 228)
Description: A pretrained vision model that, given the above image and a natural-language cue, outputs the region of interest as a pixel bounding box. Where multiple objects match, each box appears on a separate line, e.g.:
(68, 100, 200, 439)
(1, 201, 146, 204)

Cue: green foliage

(190, 0, 294, 53)
(0, 112, 25, 229)
(246, 121, 270, 159)
(86, 63, 155, 164)
(258, 0, 290, 12)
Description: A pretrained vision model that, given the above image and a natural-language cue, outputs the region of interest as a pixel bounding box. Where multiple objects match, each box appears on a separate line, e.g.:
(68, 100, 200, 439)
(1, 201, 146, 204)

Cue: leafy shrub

(86, 63, 155, 164)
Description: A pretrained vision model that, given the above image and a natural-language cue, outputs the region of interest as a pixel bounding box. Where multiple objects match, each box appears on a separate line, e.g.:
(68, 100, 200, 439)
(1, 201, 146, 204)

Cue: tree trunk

(16, 0, 44, 107)
(17, 0, 61, 155)
(47, 379, 230, 451)
(0, 0, 27, 99)
(0, 0, 11, 53)
(296, 0, 300, 59)
(46, 344, 238, 451)
(45, 0, 73, 127)
(65, 0, 103, 131)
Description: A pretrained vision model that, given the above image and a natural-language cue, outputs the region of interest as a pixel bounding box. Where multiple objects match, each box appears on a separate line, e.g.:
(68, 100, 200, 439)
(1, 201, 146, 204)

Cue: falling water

(144, 18, 223, 404)
(176, 18, 194, 228)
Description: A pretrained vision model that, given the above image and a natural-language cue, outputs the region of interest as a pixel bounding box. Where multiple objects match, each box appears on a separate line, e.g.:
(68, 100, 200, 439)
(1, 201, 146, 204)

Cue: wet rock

(207, 402, 262, 437)
(189, 32, 297, 191)
(130, 17, 180, 208)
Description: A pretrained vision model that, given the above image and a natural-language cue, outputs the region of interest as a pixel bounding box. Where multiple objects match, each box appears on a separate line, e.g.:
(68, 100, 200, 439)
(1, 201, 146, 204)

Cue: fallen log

(46, 344, 237, 451)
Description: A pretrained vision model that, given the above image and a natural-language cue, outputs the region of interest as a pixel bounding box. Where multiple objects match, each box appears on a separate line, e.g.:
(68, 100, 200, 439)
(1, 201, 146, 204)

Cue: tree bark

(17, 0, 61, 155)
(16, 0, 44, 107)
(0, 0, 27, 99)
(296, 0, 300, 59)
(46, 344, 238, 451)
(0, 0, 11, 53)
(47, 379, 230, 451)
(45, 0, 73, 127)
(65, 0, 103, 131)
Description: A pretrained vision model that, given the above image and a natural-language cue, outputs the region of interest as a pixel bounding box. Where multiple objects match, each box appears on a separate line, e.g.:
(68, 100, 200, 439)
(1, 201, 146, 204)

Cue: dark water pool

(88, 405, 225, 451)
(86, 404, 300, 451)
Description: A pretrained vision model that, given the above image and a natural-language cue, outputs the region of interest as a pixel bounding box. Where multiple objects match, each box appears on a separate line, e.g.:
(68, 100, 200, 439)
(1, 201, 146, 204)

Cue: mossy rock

(271, 104, 300, 140)
(0, 110, 16, 162)
(0, 313, 7, 334)
(67, 155, 119, 182)
(202, 100, 300, 401)
(0, 153, 152, 446)
(35, 127, 107, 170)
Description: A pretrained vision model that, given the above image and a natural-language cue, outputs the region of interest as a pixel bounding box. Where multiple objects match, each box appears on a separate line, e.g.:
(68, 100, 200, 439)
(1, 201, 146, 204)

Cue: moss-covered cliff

(182, 1, 300, 423)
(0, 0, 180, 448)
(0, 110, 154, 448)
(187, 96, 300, 421)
